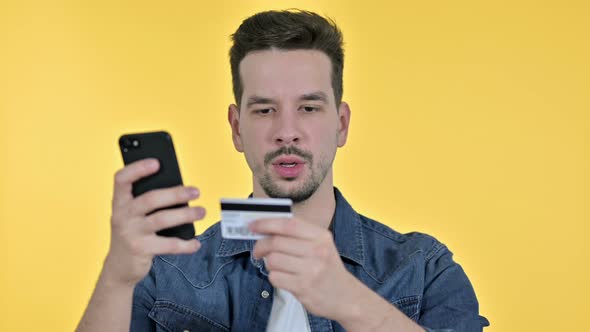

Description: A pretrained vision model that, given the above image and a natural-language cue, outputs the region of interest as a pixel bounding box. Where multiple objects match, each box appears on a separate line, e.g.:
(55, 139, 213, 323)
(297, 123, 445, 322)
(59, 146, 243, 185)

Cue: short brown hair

(229, 9, 344, 107)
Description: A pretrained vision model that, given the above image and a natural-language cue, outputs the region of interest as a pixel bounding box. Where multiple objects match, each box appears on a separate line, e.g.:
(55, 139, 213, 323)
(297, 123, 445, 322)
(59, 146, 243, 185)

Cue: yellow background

(0, 0, 588, 331)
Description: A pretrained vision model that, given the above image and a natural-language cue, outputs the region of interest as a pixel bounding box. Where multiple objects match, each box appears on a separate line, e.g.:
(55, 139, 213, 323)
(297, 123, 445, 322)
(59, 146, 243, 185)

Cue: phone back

(118, 131, 195, 239)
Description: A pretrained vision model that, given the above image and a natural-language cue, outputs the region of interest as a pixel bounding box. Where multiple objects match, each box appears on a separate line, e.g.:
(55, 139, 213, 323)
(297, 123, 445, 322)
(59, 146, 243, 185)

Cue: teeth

(280, 163, 297, 167)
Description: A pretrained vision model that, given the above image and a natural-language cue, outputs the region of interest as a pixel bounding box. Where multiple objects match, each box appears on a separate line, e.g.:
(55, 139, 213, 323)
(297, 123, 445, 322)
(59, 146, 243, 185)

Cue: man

(77, 9, 489, 332)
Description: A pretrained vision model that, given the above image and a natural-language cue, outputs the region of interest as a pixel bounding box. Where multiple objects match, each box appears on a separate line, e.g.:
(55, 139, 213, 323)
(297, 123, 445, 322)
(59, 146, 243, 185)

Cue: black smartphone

(118, 131, 196, 240)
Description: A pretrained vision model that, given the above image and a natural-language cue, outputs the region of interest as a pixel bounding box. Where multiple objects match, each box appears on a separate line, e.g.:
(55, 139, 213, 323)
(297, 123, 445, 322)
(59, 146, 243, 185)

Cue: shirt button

(261, 290, 270, 299)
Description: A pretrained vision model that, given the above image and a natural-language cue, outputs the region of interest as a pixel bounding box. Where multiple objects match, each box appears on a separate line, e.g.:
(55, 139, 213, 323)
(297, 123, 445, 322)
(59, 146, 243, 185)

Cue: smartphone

(118, 131, 196, 240)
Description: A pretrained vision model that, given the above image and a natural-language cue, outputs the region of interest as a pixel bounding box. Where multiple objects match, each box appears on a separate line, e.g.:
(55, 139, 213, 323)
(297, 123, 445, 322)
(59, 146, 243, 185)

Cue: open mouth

(271, 156, 306, 178)
(279, 162, 298, 168)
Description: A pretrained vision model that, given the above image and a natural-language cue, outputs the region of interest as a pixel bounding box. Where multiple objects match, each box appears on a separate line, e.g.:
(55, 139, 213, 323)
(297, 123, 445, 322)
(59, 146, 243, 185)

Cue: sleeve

(130, 261, 157, 332)
(418, 242, 490, 332)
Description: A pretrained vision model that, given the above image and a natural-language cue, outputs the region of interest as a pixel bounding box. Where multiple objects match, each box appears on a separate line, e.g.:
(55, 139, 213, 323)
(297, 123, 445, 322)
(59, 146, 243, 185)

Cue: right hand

(103, 158, 205, 287)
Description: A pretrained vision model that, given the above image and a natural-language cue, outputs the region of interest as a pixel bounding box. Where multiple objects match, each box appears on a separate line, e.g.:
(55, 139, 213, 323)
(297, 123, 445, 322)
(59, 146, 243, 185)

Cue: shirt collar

(216, 187, 365, 266)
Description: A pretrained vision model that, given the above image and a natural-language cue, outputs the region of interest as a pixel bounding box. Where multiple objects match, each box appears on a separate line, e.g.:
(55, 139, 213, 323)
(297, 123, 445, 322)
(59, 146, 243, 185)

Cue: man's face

(228, 49, 349, 202)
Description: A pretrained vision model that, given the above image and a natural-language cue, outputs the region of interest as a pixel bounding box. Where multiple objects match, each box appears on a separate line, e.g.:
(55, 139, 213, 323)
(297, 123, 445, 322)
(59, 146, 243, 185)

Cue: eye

(302, 106, 319, 113)
(255, 108, 274, 115)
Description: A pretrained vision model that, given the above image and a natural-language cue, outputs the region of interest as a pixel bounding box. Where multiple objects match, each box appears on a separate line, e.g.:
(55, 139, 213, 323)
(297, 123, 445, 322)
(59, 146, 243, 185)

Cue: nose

(272, 109, 301, 146)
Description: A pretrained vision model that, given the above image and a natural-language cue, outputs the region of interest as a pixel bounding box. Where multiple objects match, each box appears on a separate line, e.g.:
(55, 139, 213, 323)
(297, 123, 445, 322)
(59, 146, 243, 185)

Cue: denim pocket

(391, 295, 421, 321)
(149, 300, 229, 332)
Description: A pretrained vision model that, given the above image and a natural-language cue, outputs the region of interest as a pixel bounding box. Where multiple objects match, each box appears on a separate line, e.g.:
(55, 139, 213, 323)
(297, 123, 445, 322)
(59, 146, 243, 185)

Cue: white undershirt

(266, 288, 311, 332)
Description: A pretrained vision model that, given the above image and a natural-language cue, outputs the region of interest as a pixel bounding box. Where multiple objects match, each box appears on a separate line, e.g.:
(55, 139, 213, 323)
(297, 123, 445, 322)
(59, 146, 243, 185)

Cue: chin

(272, 181, 302, 194)
(261, 179, 318, 203)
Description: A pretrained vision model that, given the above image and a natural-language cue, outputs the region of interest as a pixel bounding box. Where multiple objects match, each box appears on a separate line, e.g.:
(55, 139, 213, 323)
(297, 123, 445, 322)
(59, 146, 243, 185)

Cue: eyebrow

(245, 91, 329, 108)
(246, 96, 275, 108)
(300, 91, 328, 103)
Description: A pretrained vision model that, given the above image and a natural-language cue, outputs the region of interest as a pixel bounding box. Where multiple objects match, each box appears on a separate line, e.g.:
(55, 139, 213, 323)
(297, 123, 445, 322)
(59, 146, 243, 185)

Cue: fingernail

(189, 188, 200, 197)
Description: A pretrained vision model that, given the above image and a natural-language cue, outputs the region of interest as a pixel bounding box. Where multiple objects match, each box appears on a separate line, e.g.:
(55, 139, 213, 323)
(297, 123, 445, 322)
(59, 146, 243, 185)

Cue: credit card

(220, 197, 293, 240)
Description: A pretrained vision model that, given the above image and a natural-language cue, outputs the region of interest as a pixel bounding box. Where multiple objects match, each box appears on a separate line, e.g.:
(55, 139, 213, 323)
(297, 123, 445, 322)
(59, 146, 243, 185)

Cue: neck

(252, 170, 336, 229)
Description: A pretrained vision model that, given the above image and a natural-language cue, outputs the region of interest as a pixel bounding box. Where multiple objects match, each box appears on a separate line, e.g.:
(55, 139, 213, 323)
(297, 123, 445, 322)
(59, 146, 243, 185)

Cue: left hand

(250, 217, 360, 320)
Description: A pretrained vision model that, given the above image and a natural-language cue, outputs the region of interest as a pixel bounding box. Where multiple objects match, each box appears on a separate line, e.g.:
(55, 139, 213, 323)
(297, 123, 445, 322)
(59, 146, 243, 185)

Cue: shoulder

(357, 214, 448, 283)
(359, 214, 445, 260)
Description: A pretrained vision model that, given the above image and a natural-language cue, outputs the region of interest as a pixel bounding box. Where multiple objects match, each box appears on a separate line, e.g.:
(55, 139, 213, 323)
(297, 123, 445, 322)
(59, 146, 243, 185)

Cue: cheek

(242, 144, 262, 175)
(245, 133, 266, 152)
(240, 124, 267, 168)
(240, 119, 268, 143)
(239, 121, 256, 147)
(311, 122, 339, 149)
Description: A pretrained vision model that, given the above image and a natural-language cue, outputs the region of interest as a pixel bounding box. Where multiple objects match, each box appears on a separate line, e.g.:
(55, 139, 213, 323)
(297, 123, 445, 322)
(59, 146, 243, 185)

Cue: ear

(337, 102, 351, 147)
(228, 104, 244, 152)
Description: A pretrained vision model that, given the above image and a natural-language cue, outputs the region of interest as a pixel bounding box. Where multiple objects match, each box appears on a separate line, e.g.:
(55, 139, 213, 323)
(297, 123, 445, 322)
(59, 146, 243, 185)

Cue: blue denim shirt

(131, 187, 489, 331)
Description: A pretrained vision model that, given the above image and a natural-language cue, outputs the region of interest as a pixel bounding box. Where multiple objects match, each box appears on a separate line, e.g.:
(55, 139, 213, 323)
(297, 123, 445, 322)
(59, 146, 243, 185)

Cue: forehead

(239, 49, 333, 104)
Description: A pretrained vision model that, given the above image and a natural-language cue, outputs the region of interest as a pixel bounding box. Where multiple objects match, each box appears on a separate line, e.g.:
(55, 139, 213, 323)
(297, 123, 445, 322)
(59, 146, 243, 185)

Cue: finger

(263, 252, 307, 274)
(113, 158, 160, 207)
(249, 217, 320, 240)
(253, 235, 310, 259)
(145, 237, 201, 255)
(133, 185, 200, 216)
(144, 206, 206, 233)
(268, 270, 299, 294)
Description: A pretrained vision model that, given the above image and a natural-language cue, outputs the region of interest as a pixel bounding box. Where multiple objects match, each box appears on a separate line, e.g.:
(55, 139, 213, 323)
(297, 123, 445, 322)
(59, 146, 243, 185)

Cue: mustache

(264, 146, 313, 165)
